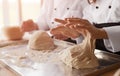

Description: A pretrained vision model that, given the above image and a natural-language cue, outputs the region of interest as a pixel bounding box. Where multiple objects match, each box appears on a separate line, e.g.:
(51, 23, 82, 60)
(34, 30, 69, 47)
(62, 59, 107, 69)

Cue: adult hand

(65, 18, 108, 39)
(21, 19, 38, 32)
(50, 25, 80, 39)
(53, 34, 69, 40)
(54, 18, 67, 24)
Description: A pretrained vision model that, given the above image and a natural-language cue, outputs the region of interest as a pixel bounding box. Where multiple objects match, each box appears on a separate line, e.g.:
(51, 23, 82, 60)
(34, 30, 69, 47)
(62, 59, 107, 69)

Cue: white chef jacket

(36, 0, 88, 30)
(82, 0, 120, 52)
(36, 0, 120, 53)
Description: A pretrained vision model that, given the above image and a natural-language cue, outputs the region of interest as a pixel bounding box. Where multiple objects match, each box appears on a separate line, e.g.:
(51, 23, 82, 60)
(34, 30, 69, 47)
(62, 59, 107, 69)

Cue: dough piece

(114, 69, 120, 76)
(28, 30, 55, 51)
(2, 26, 24, 40)
(60, 30, 99, 69)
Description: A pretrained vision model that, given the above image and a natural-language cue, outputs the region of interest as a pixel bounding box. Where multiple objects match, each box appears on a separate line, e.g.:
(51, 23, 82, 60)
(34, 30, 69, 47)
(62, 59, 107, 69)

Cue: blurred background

(0, 0, 42, 27)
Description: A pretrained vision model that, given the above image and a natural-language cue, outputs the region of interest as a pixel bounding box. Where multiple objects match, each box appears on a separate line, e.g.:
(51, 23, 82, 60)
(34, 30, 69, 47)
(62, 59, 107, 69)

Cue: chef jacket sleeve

(36, 0, 49, 31)
(103, 26, 120, 52)
(103, 0, 120, 52)
(74, 25, 120, 53)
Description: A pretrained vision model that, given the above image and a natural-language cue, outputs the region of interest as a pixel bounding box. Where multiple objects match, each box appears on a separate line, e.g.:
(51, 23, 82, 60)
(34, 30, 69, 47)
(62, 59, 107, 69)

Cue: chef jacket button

(71, 16, 74, 18)
(52, 22, 54, 24)
(109, 6, 112, 9)
(54, 8, 57, 10)
(96, 6, 99, 9)
(67, 8, 70, 10)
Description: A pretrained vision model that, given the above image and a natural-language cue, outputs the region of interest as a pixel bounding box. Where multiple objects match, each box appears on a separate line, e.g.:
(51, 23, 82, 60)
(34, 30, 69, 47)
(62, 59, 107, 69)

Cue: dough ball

(28, 30, 55, 51)
(2, 26, 24, 40)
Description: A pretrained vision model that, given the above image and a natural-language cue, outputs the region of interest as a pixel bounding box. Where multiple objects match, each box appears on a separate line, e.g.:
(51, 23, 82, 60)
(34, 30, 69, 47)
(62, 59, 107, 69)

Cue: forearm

(96, 28, 108, 39)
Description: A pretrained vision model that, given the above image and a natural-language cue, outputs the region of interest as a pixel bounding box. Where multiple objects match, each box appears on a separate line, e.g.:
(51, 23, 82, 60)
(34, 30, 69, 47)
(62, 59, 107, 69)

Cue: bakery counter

(0, 39, 120, 76)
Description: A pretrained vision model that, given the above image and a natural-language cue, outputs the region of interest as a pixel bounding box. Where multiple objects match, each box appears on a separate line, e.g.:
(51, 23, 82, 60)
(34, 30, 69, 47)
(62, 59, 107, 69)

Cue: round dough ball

(28, 30, 55, 51)
(2, 26, 24, 40)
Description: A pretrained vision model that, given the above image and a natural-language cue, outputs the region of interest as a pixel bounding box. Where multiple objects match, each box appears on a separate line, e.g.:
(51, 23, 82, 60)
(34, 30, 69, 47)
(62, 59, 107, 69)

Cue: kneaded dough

(60, 30, 99, 69)
(2, 26, 24, 40)
(114, 69, 120, 76)
(28, 30, 55, 51)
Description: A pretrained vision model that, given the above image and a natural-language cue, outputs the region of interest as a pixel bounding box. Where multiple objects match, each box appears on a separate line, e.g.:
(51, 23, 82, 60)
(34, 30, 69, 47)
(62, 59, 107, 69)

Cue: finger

(64, 23, 73, 27)
(53, 33, 67, 39)
(50, 26, 65, 34)
(74, 24, 89, 29)
(69, 26, 86, 36)
(66, 24, 82, 30)
(63, 28, 80, 38)
(65, 18, 83, 24)
(20, 22, 26, 31)
(21, 27, 25, 32)
(64, 24, 81, 30)
(50, 29, 60, 35)
(54, 18, 67, 24)
(65, 18, 81, 21)
(69, 24, 89, 37)
(74, 25, 87, 30)
(62, 31, 79, 38)
(67, 18, 88, 25)
(52, 26, 74, 38)
(68, 18, 87, 22)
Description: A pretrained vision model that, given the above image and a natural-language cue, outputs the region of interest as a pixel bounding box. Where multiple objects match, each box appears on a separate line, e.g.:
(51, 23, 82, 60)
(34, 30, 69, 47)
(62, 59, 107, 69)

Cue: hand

(53, 34, 69, 40)
(65, 18, 108, 39)
(54, 18, 67, 24)
(21, 19, 38, 32)
(50, 25, 80, 39)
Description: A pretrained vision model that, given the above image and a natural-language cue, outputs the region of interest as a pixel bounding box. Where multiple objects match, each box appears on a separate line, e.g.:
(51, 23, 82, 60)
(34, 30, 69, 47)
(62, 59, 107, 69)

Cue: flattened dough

(60, 30, 99, 69)
(28, 30, 55, 51)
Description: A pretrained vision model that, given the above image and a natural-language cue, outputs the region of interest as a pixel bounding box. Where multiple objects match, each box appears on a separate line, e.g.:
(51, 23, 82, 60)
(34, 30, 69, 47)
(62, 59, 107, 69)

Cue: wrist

(96, 29, 108, 39)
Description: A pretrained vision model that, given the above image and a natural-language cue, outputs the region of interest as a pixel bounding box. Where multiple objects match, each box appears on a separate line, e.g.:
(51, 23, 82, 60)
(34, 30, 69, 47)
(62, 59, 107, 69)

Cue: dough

(114, 69, 120, 76)
(28, 30, 55, 51)
(60, 30, 99, 69)
(2, 26, 24, 40)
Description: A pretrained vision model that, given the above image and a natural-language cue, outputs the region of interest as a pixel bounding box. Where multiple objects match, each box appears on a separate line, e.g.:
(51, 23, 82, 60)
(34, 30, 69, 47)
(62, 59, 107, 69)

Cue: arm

(103, 0, 120, 52)
(66, 18, 120, 52)
(65, 18, 108, 39)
